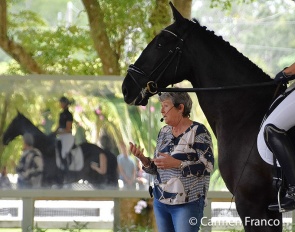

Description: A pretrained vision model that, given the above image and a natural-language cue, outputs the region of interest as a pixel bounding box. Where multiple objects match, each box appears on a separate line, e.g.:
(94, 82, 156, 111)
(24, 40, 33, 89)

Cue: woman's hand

(152, 152, 181, 169)
(275, 62, 295, 84)
(284, 62, 295, 76)
(129, 142, 144, 158)
(129, 142, 151, 167)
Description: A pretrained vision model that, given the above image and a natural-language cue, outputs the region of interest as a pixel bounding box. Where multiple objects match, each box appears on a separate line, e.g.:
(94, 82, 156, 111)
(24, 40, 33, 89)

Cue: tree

(192, 0, 295, 75)
(3, 0, 286, 76)
(0, 0, 45, 73)
(0, 0, 190, 75)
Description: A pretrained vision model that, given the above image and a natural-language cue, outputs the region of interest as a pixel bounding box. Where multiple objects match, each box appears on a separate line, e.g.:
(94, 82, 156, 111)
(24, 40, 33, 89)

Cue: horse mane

(190, 18, 271, 82)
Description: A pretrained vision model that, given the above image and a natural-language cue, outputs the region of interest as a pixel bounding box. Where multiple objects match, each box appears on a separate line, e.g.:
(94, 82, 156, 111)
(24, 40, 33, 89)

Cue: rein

(156, 81, 277, 93)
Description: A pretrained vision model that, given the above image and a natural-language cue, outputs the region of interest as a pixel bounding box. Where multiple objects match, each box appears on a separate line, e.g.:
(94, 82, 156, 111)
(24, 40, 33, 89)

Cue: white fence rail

(0, 189, 293, 232)
(0, 188, 150, 231)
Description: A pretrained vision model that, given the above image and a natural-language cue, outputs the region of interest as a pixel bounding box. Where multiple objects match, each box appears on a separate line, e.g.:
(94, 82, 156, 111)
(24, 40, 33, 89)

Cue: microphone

(160, 106, 174, 122)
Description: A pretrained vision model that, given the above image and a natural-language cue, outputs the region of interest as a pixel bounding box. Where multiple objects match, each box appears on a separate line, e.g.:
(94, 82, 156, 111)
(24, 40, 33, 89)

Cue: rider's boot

(264, 124, 295, 212)
(57, 140, 68, 173)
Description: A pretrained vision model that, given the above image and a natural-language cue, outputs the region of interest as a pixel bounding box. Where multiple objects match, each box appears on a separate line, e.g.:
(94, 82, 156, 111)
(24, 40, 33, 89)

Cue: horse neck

(21, 119, 50, 149)
(22, 119, 43, 135)
(188, 27, 271, 87)
(186, 29, 275, 136)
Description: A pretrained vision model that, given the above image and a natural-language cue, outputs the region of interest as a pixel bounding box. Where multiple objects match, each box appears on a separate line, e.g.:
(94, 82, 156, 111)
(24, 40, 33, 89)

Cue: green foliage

(284, 223, 295, 232)
(60, 221, 88, 232)
(6, 26, 100, 75)
(26, 223, 47, 232)
(9, 10, 47, 28)
(116, 225, 153, 232)
(26, 221, 88, 232)
(0, 78, 162, 173)
(194, 0, 295, 77)
(3, 0, 156, 75)
(210, 0, 255, 10)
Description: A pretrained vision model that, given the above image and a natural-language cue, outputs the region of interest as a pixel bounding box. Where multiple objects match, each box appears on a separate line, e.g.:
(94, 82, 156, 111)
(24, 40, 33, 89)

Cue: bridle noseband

(127, 28, 190, 102)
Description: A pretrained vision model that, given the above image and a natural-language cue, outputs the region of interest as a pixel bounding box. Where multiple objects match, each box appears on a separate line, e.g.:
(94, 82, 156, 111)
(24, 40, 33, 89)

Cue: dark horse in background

(121, 2, 293, 232)
(2, 112, 118, 188)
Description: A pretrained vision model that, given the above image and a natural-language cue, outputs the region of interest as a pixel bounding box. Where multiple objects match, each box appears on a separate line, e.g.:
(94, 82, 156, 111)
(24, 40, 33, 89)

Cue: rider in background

(257, 62, 295, 211)
(55, 96, 75, 172)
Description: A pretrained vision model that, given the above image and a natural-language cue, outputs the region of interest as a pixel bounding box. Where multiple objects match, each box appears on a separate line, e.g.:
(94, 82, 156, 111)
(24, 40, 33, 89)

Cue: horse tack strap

(156, 81, 277, 93)
(162, 29, 182, 41)
(146, 81, 158, 94)
(152, 26, 194, 85)
(152, 45, 183, 84)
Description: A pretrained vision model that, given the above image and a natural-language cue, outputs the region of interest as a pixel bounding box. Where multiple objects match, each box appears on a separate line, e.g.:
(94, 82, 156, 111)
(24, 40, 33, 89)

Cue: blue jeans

(153, 197, 205, 232)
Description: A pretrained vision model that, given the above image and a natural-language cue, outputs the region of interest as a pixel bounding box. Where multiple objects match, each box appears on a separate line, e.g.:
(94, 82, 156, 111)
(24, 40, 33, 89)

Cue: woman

(129, 91, 214, 232)
(257, 62, 295, 211)
(16, 133, 43, 188)
(55, 96, 75, 171)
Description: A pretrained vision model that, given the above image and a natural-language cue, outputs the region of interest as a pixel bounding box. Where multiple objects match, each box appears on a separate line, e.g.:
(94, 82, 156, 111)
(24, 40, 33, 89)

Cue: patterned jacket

(16, 148, 43, 188)
(144, 122, 214, 204)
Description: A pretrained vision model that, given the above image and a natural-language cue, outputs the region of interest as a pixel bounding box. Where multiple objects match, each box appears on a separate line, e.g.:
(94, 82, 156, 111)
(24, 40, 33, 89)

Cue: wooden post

(113, 198, 120, 231)
(202, 198, 212, 232)
(22, 198, 35, 232)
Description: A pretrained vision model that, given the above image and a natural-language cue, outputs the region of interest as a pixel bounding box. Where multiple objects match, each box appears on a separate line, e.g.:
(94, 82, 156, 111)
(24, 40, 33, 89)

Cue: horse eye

(157, 43, 162, 48)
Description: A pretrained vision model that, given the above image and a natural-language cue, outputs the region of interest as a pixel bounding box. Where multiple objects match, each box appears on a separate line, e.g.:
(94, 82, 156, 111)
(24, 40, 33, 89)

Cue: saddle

(55, 142, 84, 171)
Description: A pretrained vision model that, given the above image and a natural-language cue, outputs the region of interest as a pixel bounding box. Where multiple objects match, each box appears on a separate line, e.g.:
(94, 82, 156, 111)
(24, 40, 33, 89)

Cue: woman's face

(160, 99, 181, 126)
(59, 101, 67, 109)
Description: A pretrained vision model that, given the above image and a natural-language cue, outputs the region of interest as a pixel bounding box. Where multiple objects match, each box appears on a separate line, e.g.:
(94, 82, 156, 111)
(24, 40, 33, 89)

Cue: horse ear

(16, 110, 23, 117)
(169, 1, 185, 22)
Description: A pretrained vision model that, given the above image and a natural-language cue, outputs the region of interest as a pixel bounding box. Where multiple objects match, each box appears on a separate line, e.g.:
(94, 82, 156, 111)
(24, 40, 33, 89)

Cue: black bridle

(127, 28, 191, 103)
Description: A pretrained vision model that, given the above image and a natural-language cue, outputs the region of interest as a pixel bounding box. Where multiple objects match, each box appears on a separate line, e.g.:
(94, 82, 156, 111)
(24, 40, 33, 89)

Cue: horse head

(122, 2, 195, 106)
(2, 112, 47, 146)
(3, 112, 26, 145)
(122, 2, 273, 108)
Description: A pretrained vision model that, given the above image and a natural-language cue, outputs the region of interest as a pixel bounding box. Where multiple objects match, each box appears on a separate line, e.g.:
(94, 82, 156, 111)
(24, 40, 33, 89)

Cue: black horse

(2, 112, 118, 188)
(122, 3, 290, 232)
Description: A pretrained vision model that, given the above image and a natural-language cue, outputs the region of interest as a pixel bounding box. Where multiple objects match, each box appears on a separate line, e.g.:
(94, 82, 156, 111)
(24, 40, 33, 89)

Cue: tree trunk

(82, 0, 121, 75)
(0, 0, 45, 74)
(149, 0, 171, 37)
(0, 94, 10, 164)
(172, 0, 192, 19)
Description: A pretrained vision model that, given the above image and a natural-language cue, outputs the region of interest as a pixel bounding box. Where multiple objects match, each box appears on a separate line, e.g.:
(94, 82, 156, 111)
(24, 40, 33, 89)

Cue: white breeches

(257, 83, 295, 166)
(58, 133, 75, 159)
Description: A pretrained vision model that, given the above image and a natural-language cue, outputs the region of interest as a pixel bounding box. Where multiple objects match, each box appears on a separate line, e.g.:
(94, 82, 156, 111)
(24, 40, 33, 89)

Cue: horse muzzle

(122, 77, 154, 106)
